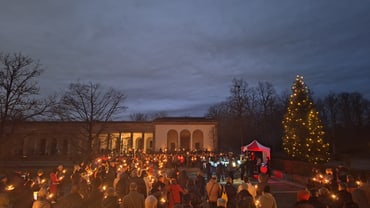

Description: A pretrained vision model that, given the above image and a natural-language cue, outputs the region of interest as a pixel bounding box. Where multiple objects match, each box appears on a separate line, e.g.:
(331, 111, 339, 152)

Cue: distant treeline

(205, 79, 369, 158)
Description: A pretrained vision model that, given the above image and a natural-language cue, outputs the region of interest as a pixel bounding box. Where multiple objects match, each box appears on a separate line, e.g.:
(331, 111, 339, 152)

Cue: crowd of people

(0, 150, 369, 208)
(0, 151, 265, 208)
(294, 166, 370, 208)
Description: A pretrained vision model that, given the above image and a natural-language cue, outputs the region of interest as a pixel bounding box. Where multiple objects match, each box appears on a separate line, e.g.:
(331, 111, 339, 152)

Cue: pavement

(181, 167, 306, 208)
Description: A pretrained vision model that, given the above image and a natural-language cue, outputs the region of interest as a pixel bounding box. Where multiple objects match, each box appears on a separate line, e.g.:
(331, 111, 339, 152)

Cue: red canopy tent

(241, 140, 271, 163)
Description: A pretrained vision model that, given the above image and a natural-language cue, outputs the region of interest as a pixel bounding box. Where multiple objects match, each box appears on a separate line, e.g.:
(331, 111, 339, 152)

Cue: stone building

(8, 117, 218, 158)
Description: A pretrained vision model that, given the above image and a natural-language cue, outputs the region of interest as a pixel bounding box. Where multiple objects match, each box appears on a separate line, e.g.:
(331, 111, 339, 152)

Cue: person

(216, 198, 227, 208)
(0, 175, 10, 208)
(116, 164, 130, 198)
(224, 177, 237, 208)
(351, 187, 369, 208)
(357, 174, 370, 207)
(257, 169, 269, 196)
(237, 177, 256, 201)
(121, 182, 145, 208)
(141, 170, 152, 197)
(347, 175, 358, 193)
(216, 163, 225, 182)
(336, 182, 359, 208)
(294, 189, 314, 208)
(307, 189, 325, 208)
(32, 188, 51, 208)
(256, 157, 262, 174)
(167, 178, 185, 208)
(259, 185, 277, 208)
(129, 169, 147, 198)
(194, 171, 206, 200)
(239, 158, 247, 181)
(265, 157, 271, 177)
(206, 175, 222, 208)
(186, 180, 203, 208)
(55, 184, 85, 208)
(150, 175, 167, 207)
(84, 182, 103, 208)
(317, 187, 335, 208)
(180, 193, 193, 208)
(10, 170, 34, 208)
(32, 169, 48, 192)
(236, 189, 255, 208)
(226, 161, 235, 184)
(177, 170, 190, 190)
(70, 164, 83, 186)
(49, 168, 60, 199)
(56, 164, 67, 198)
(101, 187, 119, 208)
(145, 195, 158, 208)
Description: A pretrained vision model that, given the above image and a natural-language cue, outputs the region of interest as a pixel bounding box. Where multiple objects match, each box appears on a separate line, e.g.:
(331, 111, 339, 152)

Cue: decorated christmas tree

(282, 75, 330, 164)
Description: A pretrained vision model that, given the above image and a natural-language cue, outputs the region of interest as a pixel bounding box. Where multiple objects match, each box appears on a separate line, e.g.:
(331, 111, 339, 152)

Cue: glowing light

(5, 185, 15, 191)
(331, 194, 337, 200)
(160, 197, 167, 204)
(33, 191, 38, 200)
(48, 193, 54, 199)
(255, 199, 261, 207)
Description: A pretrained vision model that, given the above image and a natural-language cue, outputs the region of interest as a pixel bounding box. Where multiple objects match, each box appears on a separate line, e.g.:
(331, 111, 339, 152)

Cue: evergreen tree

(282, 75, 330, 164)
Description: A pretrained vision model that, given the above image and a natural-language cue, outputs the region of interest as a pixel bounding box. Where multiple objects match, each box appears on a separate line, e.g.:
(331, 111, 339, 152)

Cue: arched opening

(127, 138, 133, 151)
(192, 130, 204, 150)
(146, 137, 153, 152)
(120, 137, 132, 154)
(136, 137, 144, 150)
(180, 130, 191, 151)
(167, 130, 178, 152)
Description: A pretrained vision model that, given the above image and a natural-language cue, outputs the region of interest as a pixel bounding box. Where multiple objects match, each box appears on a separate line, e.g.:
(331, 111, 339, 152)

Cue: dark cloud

(1, 1, 369, 119)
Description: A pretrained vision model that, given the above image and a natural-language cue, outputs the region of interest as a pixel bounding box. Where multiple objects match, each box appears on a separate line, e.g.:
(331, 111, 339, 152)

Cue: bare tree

(227, 78, 254, 147)
(55, 81, 127, 158)
(0, 53, 51, 156)
(254, 81, 282, 148)
(206, 101, 229, 120)
(150, 111, 168, 120)
(129, 113, 149, 121)
(336, 92, 368, 128)
(255, 81, 277, 116)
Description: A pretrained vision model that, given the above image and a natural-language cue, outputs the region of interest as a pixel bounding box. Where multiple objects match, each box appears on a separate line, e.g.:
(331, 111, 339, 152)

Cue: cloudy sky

(1, 1, 370, 119)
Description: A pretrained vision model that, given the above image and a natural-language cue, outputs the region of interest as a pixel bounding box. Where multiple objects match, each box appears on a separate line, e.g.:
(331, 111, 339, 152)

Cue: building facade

(9, 117, 218, 158)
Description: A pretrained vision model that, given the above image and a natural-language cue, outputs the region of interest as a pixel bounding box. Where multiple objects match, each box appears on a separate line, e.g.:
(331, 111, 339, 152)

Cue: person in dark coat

(121, 182, 145, 208)
(194, 171, 206, 200)
(336, 182, 359, 208)
(116, 165, 130, 198)
(224, 177, 237, 208)
(10, 171, 34, 208)
(317, 187, 335, 208)
(84, 182, 103, 208)
(129, 169, 147, 198)
(55, 184, 85, 208)
(0, 175, 10, 208)
(150, 175, 166, 206)
(351, 187, 369, 208)
(101, 187, 119, 208)
(236, 189, 255, 208)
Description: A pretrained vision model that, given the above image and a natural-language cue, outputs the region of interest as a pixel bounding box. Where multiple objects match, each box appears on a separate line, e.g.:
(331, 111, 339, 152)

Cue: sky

(1, 0, 370, 119)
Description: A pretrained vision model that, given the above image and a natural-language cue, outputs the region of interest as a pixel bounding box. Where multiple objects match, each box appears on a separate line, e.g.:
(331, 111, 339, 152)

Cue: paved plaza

(3, 158, 369, 208)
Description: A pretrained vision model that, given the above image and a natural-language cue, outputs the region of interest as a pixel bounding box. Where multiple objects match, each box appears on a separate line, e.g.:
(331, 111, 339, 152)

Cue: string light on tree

(282, 75, 330, 164)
